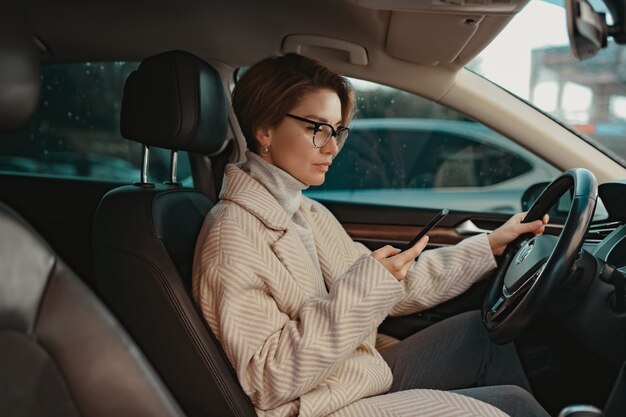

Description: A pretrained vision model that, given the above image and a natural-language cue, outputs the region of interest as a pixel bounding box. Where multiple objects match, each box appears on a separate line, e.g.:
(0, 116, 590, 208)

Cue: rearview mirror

(566, 0, 608, 60)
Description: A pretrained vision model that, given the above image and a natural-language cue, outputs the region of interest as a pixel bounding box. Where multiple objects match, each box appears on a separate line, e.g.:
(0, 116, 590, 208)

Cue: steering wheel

(482, 168, 598, 344)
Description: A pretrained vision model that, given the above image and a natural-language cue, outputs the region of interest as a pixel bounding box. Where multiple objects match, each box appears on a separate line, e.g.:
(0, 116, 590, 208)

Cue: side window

(0, 62, 193, 185)
(305, 79, 559, 214)
(416, 132, 533, 188)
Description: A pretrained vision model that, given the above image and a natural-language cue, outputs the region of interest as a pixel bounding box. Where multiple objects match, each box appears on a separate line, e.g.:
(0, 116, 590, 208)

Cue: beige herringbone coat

(192, 165, 505, 417)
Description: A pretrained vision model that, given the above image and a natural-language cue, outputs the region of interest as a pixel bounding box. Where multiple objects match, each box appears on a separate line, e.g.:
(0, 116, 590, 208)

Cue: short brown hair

(232, 53, 355, 153)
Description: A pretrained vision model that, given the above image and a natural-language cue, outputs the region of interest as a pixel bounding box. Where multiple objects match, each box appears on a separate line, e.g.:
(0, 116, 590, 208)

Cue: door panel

(343, 223, 464, 248)
(323, 200, 509, 248)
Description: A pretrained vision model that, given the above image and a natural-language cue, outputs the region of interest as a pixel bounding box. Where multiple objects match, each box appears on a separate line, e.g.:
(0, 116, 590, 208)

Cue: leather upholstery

(93, 51, 256, 417)
(0, 2, 40, 132)
(0, 332, 81, 417)
(120, 50, 228, 154)
(0, 202, 54, 333)
(0, 202, 185, 417)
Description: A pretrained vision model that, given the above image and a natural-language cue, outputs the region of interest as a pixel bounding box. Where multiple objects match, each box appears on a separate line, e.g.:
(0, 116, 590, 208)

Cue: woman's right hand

(370, 236, 429, 282)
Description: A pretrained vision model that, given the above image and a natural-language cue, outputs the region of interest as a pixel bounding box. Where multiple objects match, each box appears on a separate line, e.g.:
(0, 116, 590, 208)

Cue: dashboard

(561, 180, 626, 367)
(593, 181, 626, 271)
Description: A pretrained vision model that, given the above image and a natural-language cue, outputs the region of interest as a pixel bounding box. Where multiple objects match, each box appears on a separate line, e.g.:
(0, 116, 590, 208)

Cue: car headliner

(22, 0, 626, 182)
(30, 0, 525, 68)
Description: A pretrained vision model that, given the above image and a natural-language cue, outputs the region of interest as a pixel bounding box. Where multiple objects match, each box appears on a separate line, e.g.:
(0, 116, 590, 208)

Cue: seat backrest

(0, 10, 184, 417)
(93, 50, 256, 417)
(0, 201, 186, 417)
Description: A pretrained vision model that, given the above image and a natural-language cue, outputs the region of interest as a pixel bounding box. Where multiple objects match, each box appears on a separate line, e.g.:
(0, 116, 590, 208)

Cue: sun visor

(346, 0, 529, 67)
(345, 0, 528, 14)
(387, 12, 484, 65)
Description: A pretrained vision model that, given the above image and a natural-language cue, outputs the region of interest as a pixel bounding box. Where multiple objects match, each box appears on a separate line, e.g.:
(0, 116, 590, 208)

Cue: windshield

(467, 0, 626, 166)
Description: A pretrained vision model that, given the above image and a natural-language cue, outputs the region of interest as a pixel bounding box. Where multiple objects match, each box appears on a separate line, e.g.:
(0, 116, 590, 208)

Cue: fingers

(371, 245, 401, 261)
(519, 219, 544, 233)
(490, 212, 549, 257)
(397, 235, 429, 262)
(517, 212, 549, 225)
(389, 236, 428, 281)
(517, 217, 548, 236)
(370, 236, 429, 282)
(534, 214, 549, 235)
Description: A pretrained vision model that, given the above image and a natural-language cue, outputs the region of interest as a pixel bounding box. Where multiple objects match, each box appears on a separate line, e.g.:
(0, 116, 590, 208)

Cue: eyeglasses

(285, 113, 350, 149)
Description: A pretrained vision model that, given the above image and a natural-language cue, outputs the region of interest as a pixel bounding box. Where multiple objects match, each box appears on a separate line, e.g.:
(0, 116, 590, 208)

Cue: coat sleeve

(195, 253, 405, 412)
(389, 233, 497, 316)
(309, 199, 496, 317)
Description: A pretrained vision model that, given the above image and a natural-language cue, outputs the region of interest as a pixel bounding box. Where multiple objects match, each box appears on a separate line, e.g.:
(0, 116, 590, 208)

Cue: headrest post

(141, 144, 150, 184)
(169, 150, 178, 184)
(133, 144, 155, 188)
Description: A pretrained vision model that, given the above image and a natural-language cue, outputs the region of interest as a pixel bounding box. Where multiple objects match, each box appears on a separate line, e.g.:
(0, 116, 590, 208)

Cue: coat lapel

(271, 228, 324, 296)
(220, 165, 325, 297)
(301, 200, 354, 291)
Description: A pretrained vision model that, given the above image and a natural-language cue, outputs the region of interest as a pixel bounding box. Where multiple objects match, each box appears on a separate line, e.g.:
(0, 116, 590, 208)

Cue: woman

(192, 53, 550, 417)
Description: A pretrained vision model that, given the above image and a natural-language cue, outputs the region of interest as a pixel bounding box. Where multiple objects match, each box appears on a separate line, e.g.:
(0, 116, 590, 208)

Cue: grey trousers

(381, 310, 551, 417)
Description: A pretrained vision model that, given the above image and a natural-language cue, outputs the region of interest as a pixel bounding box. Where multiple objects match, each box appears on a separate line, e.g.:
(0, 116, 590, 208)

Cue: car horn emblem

(515, 241, 534, 265)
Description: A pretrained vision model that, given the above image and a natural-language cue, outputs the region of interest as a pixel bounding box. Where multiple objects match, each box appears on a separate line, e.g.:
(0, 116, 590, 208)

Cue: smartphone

(402, 208, 449, 251)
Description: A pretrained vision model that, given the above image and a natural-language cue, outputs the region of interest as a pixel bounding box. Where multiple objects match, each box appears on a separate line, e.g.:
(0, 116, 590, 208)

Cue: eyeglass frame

(285, 113, 350, 148)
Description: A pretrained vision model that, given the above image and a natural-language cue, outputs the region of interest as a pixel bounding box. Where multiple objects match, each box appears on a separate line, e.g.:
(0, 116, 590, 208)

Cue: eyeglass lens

(313, 125, 349, 148)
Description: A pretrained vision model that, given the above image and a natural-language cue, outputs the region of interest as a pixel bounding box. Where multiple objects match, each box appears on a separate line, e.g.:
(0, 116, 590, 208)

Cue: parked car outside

(305, 118, 560, 214)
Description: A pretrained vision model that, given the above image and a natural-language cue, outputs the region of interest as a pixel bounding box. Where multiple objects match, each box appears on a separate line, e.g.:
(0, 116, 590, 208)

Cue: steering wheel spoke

(502, 262, 547, 298)
(486, 262, 547, 323)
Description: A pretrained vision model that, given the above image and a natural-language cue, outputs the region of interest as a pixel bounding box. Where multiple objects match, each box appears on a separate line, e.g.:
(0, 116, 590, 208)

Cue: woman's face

(256, 88, 342, 186)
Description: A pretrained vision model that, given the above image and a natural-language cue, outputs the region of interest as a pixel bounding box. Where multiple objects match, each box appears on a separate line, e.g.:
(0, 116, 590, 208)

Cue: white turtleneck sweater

(240, 151, 324, 287)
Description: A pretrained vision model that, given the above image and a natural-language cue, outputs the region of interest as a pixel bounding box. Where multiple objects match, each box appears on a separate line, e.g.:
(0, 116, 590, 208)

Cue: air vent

(586, 221, 623, 244)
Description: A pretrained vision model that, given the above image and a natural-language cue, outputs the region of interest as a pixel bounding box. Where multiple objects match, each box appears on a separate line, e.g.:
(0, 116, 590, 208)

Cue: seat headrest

(120, 50, 228, 154)
(0, 3, 40, 132)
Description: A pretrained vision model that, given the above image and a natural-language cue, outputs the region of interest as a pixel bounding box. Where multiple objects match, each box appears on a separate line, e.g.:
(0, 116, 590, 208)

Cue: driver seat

(92, 50, 256, 417)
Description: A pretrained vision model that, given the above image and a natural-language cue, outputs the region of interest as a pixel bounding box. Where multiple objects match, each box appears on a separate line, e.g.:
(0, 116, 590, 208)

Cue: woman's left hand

(487, 212, 549, 256)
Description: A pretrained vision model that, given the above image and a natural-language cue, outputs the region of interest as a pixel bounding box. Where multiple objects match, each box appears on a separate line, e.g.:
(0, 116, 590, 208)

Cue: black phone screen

(402, 208, 449, 251)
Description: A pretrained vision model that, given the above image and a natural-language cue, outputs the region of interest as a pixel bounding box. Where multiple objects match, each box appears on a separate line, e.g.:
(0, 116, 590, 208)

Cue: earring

(261, 145, 271, 155)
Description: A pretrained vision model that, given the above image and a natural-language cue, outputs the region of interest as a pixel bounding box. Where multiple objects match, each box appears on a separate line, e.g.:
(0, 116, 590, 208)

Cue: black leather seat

(0, 203, 186, 417)
(0, 12, 185, 417)
(93, 50, 256, 417)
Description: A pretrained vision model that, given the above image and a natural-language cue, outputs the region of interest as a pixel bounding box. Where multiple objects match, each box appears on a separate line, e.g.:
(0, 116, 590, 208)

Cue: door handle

(455, 220, 493, 236)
